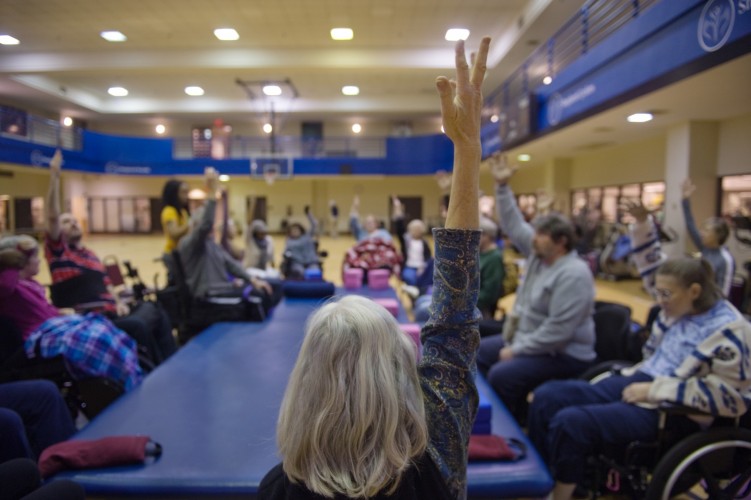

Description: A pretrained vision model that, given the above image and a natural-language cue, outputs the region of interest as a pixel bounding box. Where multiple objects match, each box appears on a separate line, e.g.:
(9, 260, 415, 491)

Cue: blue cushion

(282, 281, 335, 298)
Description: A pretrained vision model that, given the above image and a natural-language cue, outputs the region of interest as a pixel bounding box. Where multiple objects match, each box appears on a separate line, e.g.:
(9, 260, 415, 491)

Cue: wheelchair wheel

(645, 427, 751, 500)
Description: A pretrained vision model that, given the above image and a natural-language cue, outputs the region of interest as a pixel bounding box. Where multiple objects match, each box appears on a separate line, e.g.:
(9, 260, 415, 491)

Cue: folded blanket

(39, 436, 160, 478)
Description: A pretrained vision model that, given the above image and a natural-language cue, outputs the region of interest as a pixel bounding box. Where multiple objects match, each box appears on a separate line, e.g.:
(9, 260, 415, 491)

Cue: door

(247, 196, 267, 223)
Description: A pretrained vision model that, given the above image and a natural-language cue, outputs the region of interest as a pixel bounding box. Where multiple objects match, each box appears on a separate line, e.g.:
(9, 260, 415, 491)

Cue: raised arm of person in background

(348, 195, 364, 240)
(490, 154, 535, 257)
(220, 189, 245, 262)
(681, 178, 705, 250)
(179, 168, 219, 255)
(622, 199, 667, 296)
(420, 36, 489, 500)
(46, 149, 63, 241)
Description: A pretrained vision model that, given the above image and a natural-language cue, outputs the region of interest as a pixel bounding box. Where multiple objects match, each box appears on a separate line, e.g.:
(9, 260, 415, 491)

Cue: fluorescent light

(445, 29, 469, 41)
(108, 86, 128, 97)
(627, 112, 653, 123)
(62, 116, 73, 127)
(214, 28, 239, 41)
(542, 76, 553, 85)
(517, 154, 531, 162)
(263, 85, 282, 96)
(0, 35, 20, 45)
(262, 123, 273, 134)
(155, 124, 166, 135)
(100, 31, 127, 42)
(342, 85, 359, 96)
(330, 28, 353, 40)
(185, 86, 204, 96)
(490, 114, 499, 123)
(440, 125, 445, 133)
(352, 123, 362, 134)
(219, 174, 231, 182)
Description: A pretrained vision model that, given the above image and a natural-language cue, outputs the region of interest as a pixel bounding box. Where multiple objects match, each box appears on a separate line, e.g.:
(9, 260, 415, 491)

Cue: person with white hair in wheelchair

(527, 200, 751, 500)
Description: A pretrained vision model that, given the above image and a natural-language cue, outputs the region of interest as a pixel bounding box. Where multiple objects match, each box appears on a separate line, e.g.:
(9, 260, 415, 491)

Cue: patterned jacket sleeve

(629, 215, 667, 296)
(648, 316, 751, 417)
(419, 228, 481, 500)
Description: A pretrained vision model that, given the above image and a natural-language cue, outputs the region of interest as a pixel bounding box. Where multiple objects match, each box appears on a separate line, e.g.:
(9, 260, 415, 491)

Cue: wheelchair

(580, 363, 751, 500)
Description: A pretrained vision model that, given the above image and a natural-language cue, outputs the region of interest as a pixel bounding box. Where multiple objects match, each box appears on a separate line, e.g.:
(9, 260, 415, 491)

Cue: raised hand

(621, 199, 650, 223)
(681, 178, 696, 199)
(489, 152, 518, 185)
(50, 149, 62, 175)
(205, 167, 219, 195)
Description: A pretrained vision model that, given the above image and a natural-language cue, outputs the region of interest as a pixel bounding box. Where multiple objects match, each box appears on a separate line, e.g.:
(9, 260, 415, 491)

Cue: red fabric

(468, 434, 517, 461)
(342, 239, 402, 278)
(39, 435, 150, 478)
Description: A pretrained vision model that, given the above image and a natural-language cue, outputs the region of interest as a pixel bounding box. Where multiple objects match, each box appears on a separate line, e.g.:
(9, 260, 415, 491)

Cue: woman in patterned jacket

(526, 201, 751, 500)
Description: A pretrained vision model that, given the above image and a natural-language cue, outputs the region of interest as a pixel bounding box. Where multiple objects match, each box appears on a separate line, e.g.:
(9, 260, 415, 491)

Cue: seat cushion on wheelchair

(399, 323, 422, 361)
(282, 281, 336, 299)
(367, 269, 391, 290)
(343, 268, 364, 290)
(303, 268, 323, 281)
(373, 298, 399, 318)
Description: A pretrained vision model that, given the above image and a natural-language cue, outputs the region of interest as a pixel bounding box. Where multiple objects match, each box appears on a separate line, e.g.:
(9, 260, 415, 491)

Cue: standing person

(392, 196, 432, 287)
(259, 36, 491, 500)
(527, 201, 751, 500)
(160, 178, 191, 258)
(329, 199, 339, 238)
(475, 153, 596, 423)
(681, 178, 735, 296)
(44, 150, 177, 365)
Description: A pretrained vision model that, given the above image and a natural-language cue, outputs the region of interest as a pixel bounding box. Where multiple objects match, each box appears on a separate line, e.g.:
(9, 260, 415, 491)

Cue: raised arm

(681, 178, 704, 250)
(490, 154, 535, 256)
(348, 195, 365, 240)
(623, 200, 667, 296)
(179, 168, 219, 253)
(46, 149, 63, 241)
(420, 36, 489, 500)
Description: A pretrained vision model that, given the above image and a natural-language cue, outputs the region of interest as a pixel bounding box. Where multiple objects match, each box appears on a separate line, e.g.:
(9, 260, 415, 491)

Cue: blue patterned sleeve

(419, 228, 481, 500)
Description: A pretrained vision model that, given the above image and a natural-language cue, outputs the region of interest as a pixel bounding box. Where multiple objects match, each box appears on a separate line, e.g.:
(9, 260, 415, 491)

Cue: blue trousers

(0, 380, 76, 462)
(477, 334, 592, 421)
(527, 372, 657, 484)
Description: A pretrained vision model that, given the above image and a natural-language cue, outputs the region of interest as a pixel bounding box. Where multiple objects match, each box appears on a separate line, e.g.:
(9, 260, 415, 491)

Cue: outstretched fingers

(470, 37, 491, 88)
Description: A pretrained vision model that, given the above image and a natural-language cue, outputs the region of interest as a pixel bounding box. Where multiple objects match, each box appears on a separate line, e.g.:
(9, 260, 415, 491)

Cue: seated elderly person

(349, 195, 392, 243)
(0, 235, 143, 391)
(527, 200, 751, 500)
(44, 149, 176, 365)
(281, 223, 320, 280)
(178, 168, 276, 316)
(244, 219, 278, 279)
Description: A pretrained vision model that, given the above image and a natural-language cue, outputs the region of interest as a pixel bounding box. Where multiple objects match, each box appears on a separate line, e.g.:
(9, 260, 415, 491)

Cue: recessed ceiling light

(108, 86, 128, 97)
(490, 114, 499, 123)
(262, 123, 273, 134)
(330, 28, 354, 40)
(445, 28, 469, 41)
(219, 174, 231, 182)
(0, 35, 20, 45)
(342, 85, 359, 96)
(155, 124, 166, 135)
(100, 31, 127, 42)
(263, 85, 282, 96)
(542, 76, 553, 85)
(62, 116, 73, 127)
(185, 86, 204, 96)
(517, 154, 531, 162)
(352, 123, 362, 134)
(214, 28, 239, 41)
(627, 112, 653, 123)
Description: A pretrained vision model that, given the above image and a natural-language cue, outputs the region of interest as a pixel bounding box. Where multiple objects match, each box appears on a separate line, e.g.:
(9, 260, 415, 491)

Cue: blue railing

(485, 0, 661, 149)
(0, 107, 83, 151)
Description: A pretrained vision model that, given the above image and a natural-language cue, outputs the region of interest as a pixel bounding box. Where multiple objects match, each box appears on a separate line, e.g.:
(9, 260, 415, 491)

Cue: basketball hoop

(264, 170, 277, 185)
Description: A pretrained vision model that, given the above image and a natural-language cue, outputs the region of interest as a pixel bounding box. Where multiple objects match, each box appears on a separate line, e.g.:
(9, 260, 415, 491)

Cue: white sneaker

(401, 284, 420, 299)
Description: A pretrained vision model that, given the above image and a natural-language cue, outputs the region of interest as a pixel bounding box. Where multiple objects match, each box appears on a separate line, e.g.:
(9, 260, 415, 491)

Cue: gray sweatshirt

(495, 184, 597, 362)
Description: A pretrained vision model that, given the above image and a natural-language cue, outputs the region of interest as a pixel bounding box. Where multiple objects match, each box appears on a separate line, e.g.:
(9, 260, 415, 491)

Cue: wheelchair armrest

(580, 360, 635, 382)
(657, 401, 713, 418)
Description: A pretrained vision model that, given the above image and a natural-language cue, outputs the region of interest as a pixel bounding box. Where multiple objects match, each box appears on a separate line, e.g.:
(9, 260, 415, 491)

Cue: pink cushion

(373, 298, 399, 318)
(399, 323, 422, 361)
(343, 268, 364, 289)
(367, 269, 391, 290)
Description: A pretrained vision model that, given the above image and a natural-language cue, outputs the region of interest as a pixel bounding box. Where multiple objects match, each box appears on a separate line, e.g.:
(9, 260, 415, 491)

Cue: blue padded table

(53, 295, 552, 498)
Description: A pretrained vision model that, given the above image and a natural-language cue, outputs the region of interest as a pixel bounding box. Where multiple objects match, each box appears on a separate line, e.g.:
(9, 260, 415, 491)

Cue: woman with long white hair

(259, 36, 491, 500)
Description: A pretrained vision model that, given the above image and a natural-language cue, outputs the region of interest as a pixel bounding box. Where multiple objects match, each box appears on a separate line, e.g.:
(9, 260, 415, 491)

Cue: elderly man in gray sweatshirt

(476, 154, 596, 423)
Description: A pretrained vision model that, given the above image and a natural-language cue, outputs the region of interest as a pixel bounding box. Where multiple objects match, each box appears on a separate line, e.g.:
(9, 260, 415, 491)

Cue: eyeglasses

(654, 288, 674, 301)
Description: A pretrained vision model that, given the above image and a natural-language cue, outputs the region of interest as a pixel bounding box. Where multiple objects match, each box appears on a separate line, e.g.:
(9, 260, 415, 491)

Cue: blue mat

(53, 297, 552, 498)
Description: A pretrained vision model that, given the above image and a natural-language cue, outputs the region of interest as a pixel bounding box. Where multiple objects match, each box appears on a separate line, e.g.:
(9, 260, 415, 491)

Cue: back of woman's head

(161, 180, 186, 211)
(277, 295, 427, 497)
(0, 235, 38, 267)
(657, 257, 722, 313)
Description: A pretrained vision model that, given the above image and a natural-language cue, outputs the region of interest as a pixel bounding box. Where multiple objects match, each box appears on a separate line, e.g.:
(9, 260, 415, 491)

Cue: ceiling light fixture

(542, 76, 553, 85)
(100, 31, 127, 42)
(0, 35, 20, 45)
(330, 28, 354, 40)
(490, 114, 499, 123)
(263, 85, 282, 96)
(342, 85, 359, 96)
(214, 28, 239, 41)
(185, 86, 204, 96)
(262, 123, 273, 134)
(517, 154, 531, 162)
(155, 124, 166, 135)
(352, 123, 362, 134)
(627, 112, 653, 123)
(108, 86, 128, 97)
(62, 116, 73, 127)
(445, 28, 470, 41)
